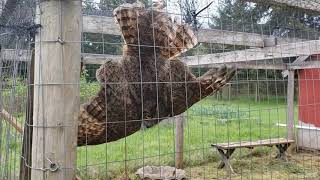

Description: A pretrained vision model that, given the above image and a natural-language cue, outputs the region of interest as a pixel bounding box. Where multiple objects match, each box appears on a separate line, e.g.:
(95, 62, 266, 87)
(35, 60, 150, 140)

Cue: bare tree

(179, 0, 213, 30)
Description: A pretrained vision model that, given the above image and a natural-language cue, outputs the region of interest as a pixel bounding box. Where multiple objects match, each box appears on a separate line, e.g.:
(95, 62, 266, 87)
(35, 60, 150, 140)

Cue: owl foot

(201, 65, 236, 96)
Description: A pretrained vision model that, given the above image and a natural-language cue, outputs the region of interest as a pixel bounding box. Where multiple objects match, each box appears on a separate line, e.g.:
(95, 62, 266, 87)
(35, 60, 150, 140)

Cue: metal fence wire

(0, 0, 320, 179)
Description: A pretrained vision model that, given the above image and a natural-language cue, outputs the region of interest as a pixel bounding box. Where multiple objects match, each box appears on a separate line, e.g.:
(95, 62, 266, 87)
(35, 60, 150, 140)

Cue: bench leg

(275, 144, 290, 160)
(217, 148, 235, 174)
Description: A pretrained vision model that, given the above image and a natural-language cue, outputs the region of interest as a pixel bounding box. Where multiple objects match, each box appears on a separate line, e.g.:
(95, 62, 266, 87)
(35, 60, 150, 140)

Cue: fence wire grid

(0, 0, 320, 179)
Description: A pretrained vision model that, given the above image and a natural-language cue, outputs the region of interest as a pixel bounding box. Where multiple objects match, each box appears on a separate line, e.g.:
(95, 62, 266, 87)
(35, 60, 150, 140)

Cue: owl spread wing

(113, 1, 198, 59)
(77, 2, 235, 146)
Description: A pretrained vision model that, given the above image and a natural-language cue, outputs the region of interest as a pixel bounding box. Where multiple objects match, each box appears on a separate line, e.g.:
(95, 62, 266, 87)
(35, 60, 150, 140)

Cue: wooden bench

(211, 138, 294, 174)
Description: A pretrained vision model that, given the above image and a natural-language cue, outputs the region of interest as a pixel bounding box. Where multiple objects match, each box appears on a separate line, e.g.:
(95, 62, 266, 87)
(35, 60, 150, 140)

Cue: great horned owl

(77, 2, 235, 146)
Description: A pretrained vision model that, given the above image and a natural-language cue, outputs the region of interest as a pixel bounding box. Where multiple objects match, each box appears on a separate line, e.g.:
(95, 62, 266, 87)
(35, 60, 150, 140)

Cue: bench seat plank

(212, 138, 294, 150)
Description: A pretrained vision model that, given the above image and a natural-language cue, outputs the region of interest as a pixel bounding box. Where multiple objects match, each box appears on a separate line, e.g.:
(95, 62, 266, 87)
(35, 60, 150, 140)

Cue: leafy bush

(190, 104, 248, 120)
(2, 77, 27, 98)
(80, 68, 100, 103)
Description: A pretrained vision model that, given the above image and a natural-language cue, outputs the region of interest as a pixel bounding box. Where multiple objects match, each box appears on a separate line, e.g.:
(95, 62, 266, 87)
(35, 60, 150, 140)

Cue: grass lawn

(2, 78, 315, 179)
(77, 96, 303, 179)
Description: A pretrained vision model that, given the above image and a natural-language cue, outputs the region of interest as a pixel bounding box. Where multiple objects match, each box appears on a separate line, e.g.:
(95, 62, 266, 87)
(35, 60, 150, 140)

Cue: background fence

(0, 0, 320, 179)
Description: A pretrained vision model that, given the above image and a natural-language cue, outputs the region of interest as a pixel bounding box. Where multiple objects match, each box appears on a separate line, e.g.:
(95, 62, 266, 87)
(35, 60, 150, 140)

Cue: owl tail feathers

(77, 92, 108, 146)
(77, 106, 92, 146)
(77, 106, 104, 146)
(199, 65, 236, 97)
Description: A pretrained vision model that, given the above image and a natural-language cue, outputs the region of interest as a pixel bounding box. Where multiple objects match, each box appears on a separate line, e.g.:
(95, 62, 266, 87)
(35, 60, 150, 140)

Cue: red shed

(298, 54, 320, 150)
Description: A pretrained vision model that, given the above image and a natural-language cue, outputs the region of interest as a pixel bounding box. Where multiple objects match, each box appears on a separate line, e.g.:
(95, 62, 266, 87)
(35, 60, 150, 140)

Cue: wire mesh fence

(0, 0, 320, 179)
(0, 0, 34, 179)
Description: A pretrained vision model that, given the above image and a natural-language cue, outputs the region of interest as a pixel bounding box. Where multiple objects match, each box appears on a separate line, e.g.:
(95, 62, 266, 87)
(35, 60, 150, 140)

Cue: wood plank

(0, 50, 287, 69)
(245, 0, 320, 12)
(287, 55, 320, 70)
(3, 38, 320, 70)
(81, 53, 288, 69)
(194, 61, 287, 70)
(0, 49, 31, 62)
(212, 138, 294, 149)
(82, 15, 308, 47)
(290, 61, 320, 69)
(218, 149, 235, 169)
(185, 40, 320, 66)
(175, 115, 184, 169)
(2, 50, 317, 70)
(264, 37, 307, 47)
(282, 56, 309, 77)
(291, 55, 309, 64)
(198, 29, 307, 47)
(81, 53, 121, 64)
(217, 148, 235, 175)
(283, 61, 320, 70)
(83, 15, 121, 36)
(0, 108, 23, 133)
(31, 1, 81, 180)
(197, 29, 264, 47)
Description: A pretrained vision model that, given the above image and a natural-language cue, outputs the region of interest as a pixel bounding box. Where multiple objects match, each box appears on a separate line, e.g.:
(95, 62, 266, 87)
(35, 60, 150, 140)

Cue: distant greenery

(211, 0, 320, 37)
(1, 77, 27, 99)
(80, 68, 100, 102)
(1, 69, 100, 112)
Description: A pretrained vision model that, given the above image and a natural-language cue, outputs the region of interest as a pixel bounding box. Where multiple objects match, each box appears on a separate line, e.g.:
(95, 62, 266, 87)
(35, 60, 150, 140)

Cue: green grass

(0, 78, 26, 180)
(76, 96, 299, 179)
(1, 77, 305, 179)
(0, 122, 23, 180)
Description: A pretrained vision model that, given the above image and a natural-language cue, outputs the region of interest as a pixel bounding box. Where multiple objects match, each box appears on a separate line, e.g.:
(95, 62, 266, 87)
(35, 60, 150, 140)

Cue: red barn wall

(298, 56, 320, 149)
(298, 56, 320, 128)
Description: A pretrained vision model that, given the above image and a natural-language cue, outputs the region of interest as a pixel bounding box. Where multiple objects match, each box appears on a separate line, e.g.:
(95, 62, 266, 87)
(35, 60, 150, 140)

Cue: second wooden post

(31, 1, 81, 179)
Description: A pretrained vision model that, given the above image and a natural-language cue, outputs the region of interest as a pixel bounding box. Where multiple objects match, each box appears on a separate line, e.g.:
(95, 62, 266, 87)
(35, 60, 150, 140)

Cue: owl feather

(77, 2, 235, 146)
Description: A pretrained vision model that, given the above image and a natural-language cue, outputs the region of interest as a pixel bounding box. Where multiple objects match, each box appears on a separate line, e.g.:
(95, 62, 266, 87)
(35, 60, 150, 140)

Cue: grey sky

(92, 0, 265, 27)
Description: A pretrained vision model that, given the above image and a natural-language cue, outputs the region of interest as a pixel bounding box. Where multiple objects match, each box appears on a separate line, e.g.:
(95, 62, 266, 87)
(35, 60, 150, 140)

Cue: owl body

(77, 3, 235, 146)
(78, 51, 189, 145)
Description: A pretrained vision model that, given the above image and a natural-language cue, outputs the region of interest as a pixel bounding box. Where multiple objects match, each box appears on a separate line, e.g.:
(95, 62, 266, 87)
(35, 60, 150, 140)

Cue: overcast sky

(165, 0, 222, 28)
(89, 0, 222, 27)
(92, 0, 221, 16)
(91, 0, 264, 28)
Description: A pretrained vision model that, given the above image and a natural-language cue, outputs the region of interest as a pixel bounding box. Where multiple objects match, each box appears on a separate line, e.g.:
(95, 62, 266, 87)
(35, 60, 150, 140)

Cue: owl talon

(202, 66, 236, 96)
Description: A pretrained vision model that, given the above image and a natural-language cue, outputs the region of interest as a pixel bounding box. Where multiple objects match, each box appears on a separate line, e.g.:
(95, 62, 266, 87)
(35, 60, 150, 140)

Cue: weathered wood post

(31, 1, 81, 180)
(175, 115, 184, 169)
(287, 70, 295, 140)
(255, 82, 258, 102)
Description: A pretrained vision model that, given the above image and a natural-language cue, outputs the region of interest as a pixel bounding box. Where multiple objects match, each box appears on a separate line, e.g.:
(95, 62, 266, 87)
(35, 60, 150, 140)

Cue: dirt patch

(78, 149, 320, 179)
(183, 151, 320, 180)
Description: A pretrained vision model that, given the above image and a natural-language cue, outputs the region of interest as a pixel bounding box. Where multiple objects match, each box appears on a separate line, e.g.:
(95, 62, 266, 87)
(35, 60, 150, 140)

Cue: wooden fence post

(287, 70, 295, 140)
(175, 115, 184, 169)
(31, 1, 81, 180)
